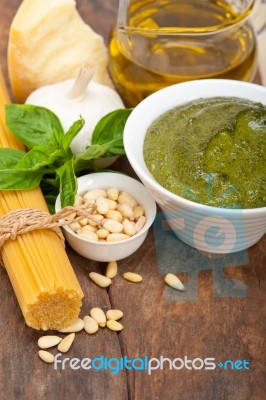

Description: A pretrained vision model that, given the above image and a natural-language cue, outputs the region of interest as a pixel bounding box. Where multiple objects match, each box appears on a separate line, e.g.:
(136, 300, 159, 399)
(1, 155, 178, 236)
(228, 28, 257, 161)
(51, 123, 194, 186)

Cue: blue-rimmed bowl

(123, 79, 266, 253)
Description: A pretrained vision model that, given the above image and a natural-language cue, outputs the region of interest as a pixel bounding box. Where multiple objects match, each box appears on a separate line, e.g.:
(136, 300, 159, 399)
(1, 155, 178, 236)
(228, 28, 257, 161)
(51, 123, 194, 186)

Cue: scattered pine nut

(107, 320, 124, 331)
(38, 350, 55, 364)
(38, 335, 62, 349)
(106, 309, 123, 321)
(89, 272, 112, 288)
(164, 273, 185, 291)
(58, 333, 75, 353)
(90, 307, 107, 327)
(83, 316, 99, 334)
(59, 318, 84, 333)
(106, 261, 118, 279)
(123, 272, 143, 283)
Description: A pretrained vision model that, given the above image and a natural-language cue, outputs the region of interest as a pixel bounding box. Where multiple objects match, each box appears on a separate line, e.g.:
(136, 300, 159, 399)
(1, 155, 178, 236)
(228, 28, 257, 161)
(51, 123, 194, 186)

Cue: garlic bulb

(25, 65, 124, 157)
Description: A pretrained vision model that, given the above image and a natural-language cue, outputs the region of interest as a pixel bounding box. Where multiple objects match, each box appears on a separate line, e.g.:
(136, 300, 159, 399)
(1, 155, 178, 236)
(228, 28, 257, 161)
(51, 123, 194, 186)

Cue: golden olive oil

(109, 0, 257, 106)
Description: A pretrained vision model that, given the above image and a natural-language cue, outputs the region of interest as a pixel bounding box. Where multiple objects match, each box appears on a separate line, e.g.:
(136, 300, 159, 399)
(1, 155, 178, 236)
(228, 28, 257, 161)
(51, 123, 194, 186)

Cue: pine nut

(38, 335, 62, 349)
(57, 333, 75, 353)
(107, 320, 124, 331)
(123, 272, 143, 283)
(106, 309, 123, 321)
(88, 214, 104, 227)
(69, 222, 81, 232)
(135, 216, 146, 233)
(71, 188, 147, 243)
(117, 203, 134, 220)
(79, 218, 88, 226)
(106, 233, 130, 242)
(106, 261, 118, 279)
(96, 228, 110, 239)
(64, 212, 76, 222)
(106, 198, 117, 210)
(107, 187, 119, 201)
(82, 224, 97, 233)
(38, 350, 55, 364)
(83, 189, 107, 201)
(122, 219, 136, 236)
(164, 273, 185, 291)
(77, 230, 98, 241)
(118, 192, 137, 208)
(102, 219, 123, 233)
(90, 307, 107, 327)
(83, 316, 99, 334)
(89, 272, 112, 288)
(59, 318, 84, 333)
(74, 195, 84, 206)
(96, 196, 109, 214)
(105, 209, 123, 223)
(133, 206, 145, 219)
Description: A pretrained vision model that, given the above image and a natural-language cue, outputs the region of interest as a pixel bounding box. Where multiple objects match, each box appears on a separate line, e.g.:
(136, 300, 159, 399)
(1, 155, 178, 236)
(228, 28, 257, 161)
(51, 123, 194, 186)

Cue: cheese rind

(8, 0, 112, 103)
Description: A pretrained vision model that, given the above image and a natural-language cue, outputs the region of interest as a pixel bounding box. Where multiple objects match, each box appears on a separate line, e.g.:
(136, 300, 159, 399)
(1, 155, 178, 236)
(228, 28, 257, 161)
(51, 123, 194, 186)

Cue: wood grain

(0, 1, 265, 400)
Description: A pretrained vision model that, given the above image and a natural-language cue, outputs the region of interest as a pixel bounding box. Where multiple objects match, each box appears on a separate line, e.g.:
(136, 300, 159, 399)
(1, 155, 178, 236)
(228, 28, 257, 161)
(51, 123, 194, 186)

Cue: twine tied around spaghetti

(0, 203, 97, 263)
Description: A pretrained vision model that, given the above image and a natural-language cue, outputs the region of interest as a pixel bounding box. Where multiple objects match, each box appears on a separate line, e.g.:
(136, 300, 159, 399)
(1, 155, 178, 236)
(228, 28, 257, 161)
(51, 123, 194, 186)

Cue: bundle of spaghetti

(0, 68, 83, 330)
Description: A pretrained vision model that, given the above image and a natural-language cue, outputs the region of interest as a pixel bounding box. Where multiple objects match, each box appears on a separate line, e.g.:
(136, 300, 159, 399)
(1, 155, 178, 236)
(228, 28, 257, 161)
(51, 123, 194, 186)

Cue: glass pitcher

(109, 0, 259, 106)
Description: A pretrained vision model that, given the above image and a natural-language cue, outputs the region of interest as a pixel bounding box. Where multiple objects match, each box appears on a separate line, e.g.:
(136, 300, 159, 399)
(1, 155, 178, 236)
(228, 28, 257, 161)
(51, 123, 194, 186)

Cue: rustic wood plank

(108, 229, 266, 400)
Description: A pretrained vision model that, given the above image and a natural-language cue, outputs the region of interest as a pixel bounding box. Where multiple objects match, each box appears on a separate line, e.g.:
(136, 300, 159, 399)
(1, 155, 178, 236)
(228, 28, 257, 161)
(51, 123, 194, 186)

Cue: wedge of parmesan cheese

(8, 0, 112, 103)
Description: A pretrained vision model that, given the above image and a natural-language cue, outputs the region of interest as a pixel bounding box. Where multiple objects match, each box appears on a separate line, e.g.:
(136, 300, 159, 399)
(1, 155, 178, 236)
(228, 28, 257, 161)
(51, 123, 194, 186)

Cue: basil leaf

(56, 158, 77, 207)
(0, 148, 25, 168)
(74, 144, 108, 172)
(5, 104, 64, 148)
(0, 169, 43, 190)
(44, 194, 58, 214)
(91, 109, 132, 156)
(15, 146, 65, 171)
(78, 144, 108, 159)
(62, 116, 85, 151)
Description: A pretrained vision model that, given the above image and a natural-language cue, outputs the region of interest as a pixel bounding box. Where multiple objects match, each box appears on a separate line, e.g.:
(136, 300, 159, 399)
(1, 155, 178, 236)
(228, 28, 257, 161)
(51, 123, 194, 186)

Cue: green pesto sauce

(143, 97, 266, 209)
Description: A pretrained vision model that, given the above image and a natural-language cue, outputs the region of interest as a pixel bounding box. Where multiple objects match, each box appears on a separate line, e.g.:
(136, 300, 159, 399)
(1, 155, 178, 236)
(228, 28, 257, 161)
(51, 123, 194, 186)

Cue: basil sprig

(0, 104, 132, 212)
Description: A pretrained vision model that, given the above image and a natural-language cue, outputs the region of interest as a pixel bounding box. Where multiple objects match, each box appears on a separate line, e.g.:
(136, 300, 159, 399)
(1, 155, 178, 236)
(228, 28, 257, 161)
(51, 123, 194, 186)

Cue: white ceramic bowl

(55, 172, 157, 261)
(123, 79, 266, 254)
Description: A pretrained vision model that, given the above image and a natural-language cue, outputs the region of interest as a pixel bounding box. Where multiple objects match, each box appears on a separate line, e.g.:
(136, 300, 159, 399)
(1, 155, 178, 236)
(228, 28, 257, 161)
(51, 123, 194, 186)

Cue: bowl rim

(55, 172, 157, 246)
(123, 79, 266, 215)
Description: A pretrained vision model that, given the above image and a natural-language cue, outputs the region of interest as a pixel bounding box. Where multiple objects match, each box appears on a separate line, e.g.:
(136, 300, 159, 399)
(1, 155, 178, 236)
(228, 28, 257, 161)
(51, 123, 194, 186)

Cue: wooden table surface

(0, 1, 265, 399)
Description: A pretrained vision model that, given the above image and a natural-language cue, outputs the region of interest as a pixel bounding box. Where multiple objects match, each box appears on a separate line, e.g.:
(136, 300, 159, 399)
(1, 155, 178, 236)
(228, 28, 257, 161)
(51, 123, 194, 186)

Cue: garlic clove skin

(25, 79, 125, 159)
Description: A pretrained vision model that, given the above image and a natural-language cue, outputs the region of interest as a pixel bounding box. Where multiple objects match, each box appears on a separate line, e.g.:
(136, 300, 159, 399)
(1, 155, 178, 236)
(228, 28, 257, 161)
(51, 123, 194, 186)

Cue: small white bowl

(123, 79, 266, 254)
(55, 172, 157, 261)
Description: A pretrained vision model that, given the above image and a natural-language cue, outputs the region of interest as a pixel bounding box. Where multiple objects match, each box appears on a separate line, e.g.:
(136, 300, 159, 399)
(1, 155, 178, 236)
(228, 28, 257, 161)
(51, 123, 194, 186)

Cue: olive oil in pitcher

(109, 0, 257, 106)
